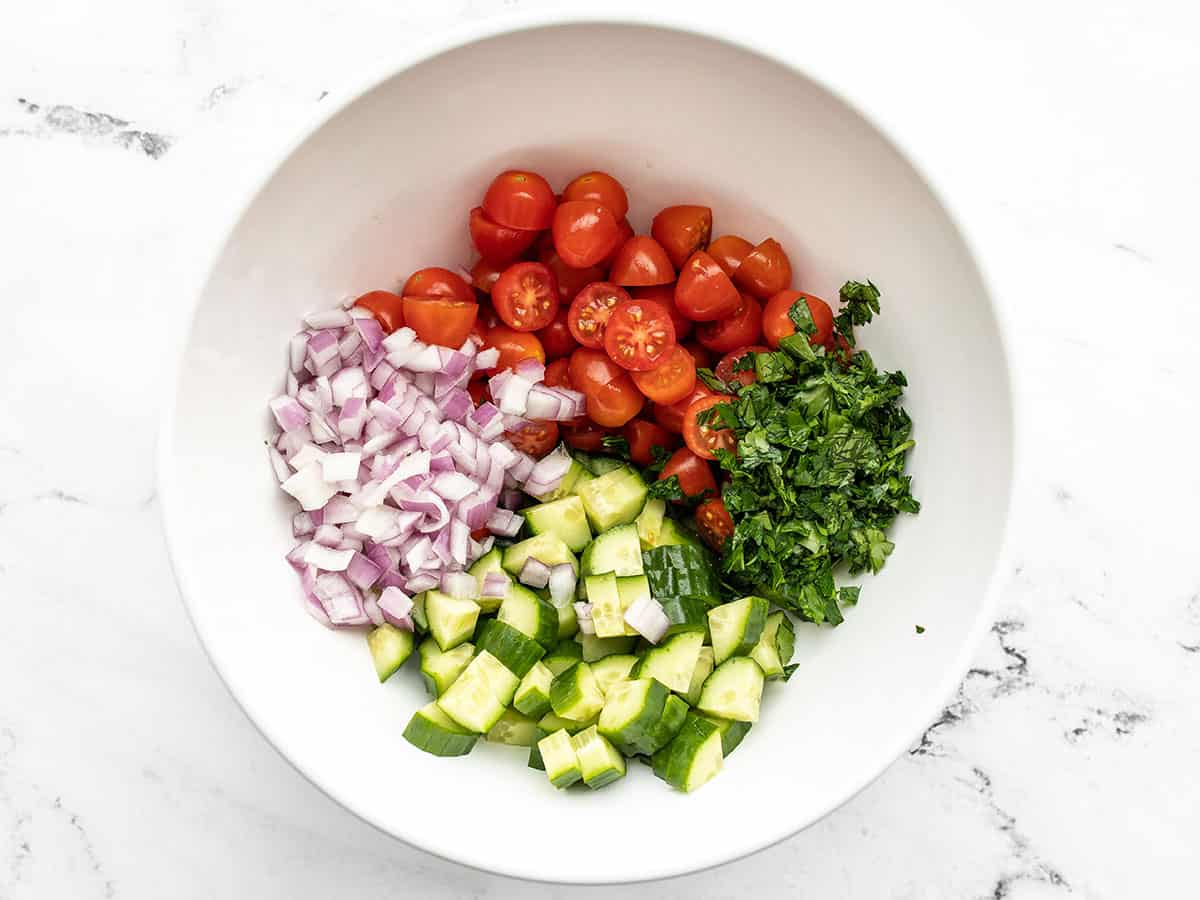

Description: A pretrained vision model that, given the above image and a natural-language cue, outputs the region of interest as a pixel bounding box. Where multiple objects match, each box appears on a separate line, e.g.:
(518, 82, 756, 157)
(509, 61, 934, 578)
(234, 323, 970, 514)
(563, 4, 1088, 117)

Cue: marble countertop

(4, 0, 1198, 896)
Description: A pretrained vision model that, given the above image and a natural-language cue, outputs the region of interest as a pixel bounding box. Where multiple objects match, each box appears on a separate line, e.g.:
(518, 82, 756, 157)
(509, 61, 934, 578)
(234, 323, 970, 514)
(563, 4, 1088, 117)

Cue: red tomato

(568, 347, 644, 427)
(651, 205, 713, 269)
(467, 375, 488, 405)
(831, 333, 854, 365)
(543, 357, 573, 389)
(537, 308, 578, 361)
(660, 447, 718, 499)
(695, 497, 734, 550)
(681, 342, 713, 371)
(567, 282, 629, 349)
(608, 236, 675, 286)
(482, 170, 556, 230)
(734, 238, 792, 299)
(568, 347, 625, 394)
(552, 200, 622, 268)
(674, 251, 741, 321)
(715, 344, 769, 387)
(402, 267, 474, 303)
(506, 420, 559, 457)
(632, 284, 691, 341)
(538, 234, 606, 303)
(470, 258, 505, 295)
(653, 383, 715, 434)
(401, 297, 478, 347)
(762, 290, 833, 349)
(604, 299, 677, 372)
(484, 326, 545, 372)
(562, 171, 629, 220)
(562, 420, 613, 451)
(630, 344, 697, 405)
(491, 262, 559, 332)
(707, 235, 754, 278)
(696, 293, 763, 353)
(468, 207, 539, 265)
(470, 527, 490, 542)
(623, 419, 678, 466)
(601, 218, 636, 267)
(683, 394, 736, 460)
(354, 290, 405, 333)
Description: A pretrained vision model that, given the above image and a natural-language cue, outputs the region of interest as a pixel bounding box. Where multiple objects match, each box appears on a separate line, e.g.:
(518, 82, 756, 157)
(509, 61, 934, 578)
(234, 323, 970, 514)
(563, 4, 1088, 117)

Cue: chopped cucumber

(708, 596, 770, 665)
(538, 729, 582, 788)
(538, 711, 594, 734)
(418, 638, 474, 697)
(580, 524, 644, 577)
(683, 646, 715, 706)
(502, 532, 578, 577)
(697, 657, 765, 723)
(475, 618, 546, 677)
(556, 598, 578, 639)
(631, 631, 704, 693)
(597, 677, 669, 755)
(527, 458, 586, 502)
(652, 517, 703, 549)
(588, 457, 625, 476)
(411, 592, 429, 632)
(644, 693, 689, 755)
(485, 708, 539, 747)
(367, 623, 414, 682)
(571, 725, 626, 788)
(658, 594, 709, 637)
(436, 650, 519, 733)
(425, 589, 480, 651)
(615, 575, 652, 637)
(497, 583, 559, 649)
(584, 572, 627, 638)
(642, 544, 719, 606)
(403, 702, 479, 757)
(651, 713, 724, 792)
(750, 611, 795, 678)
(524, 495, 592, 552)
(575, 466, 648, 532)
(571, 467, 595, 493)
(699, 714, 753, 756)
(635, 498, 667, 549)
(549, 662, 605, 723)
(543, 639, 584, 675)
(513, 661, 554, 718)
(576, 633, 637, 661)
(591, 654, 638, 695)
(467, 547, 508, 613)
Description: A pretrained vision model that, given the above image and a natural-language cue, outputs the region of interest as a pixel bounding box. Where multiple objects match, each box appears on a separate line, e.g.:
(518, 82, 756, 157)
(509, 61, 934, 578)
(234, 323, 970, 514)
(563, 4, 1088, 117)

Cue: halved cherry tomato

(401, 297, 478, 347)
(538, 234, 606, 303)
(506, 420, 559, 458)
(681, 342, 713, 371)
(491, 262, 559, 332)
(695, 497, 734, 550)
(562, 171, 629, 220)
(660, 447, 718, 499)
(632, 284, 691, 340)
(683, 394, 736, 460)
(567, 282, 629, 349)
(482, 170, 556, 230)
(674, 251, 741, 321)
(470, 258, 505, 295)
(467, 375, 488, 406)
(552, 200, 622, 268)
(600, 219, 636, 267)
(484, 326, 545, 372)
(762, 290, 833, 348)
(604, 299, 677, 372)
(715, 344, 769, 387)
(562, 419, 613, 451)
(630, 344, 696, 405)
(707, 234, 754, 278)
(651, 205, 713, 269)
(623, 419, 678, 466)
(470, 527, 491, 542)
(653, 383, 715, 433)
(608, 236, 675, 286)
(734, 238, 792, 299)
(696, 293, 763, 353)
(568, 347, 625, 394)
(402, 267, 475, 303)
(543, 357, 573, 389)
(537, 308, 578, 361)
(354, 290, 405, 333)
(568, 347, 644, 427)
(469, 207, 539, 265)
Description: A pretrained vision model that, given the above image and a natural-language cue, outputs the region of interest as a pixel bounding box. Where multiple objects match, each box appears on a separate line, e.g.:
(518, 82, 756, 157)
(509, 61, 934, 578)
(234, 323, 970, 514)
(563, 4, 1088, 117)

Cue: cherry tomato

(681, 342, 713, 371)
(470, 527, 491, 542)
(651, 205, 713, 269)
(562, 171, 629, 220)
(470, 258, 505, 295)
(468, 207, 539, 265)
(695, 497, 734, 551)
(354, 290, 405, 333)
(601, 218, 636, 267)
(632, 284, 691, 340)
(660, 447, 718, 499)
(604, 299, 677, 372)
(552, 200, 622, 268)
(482, 170, 556, 230)
(568, 347, 644, 428)
(567, 282, 629, 349)
(506, 420, 559, 458)
(762, 290, 833, 349)
(707, 234, 754, 278)
(734, 238, 792, 299)
(622, 419, 678, 465)
(543, 357, 573, 389)
(485, 326, 545, 372)
(491, 262, 559, 332)
(562, 419, 613, 451)
(401, 297, 478, 347)
(683, 394, 736, 460)
(674, 251, 741, 321)
(467, 375, 488, 405)
(568, 347, 625, 394)
(630, 344, 697, 405)
(653, 383, 715, 434)
(715, 344, 769, 387)
(402, 267, 475, 303)
(696, 293, 763, 354)
(608, 236, 675, 286)
(538, 234, 606, 303)
(537, 308, 578, 361)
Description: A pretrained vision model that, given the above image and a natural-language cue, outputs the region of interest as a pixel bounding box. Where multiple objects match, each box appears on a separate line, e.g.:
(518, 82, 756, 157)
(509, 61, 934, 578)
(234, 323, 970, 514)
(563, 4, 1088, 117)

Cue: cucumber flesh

(549, 661, 605, 723)
(425, 589, 480, 651)
(615, 575, 652, 636)
(436, 650, 519, 732)
(684, 646, 715, 706)
(524, 495, 592, 552)
(590, 654, 638, 695)
(576, 633, 637, 661)
(467, 548, 509, 613)
(571, 725, 627, 788)
(485, 708, 539, 747)
(631, 631, 704, 693)
(708, 596, 769, 665)
(418, 638, 474, 697)
(651, 517, 703, 549)
(750, 610, 795, 678)
(575, 466, 648, 532)
(588, 457, 625, 476)
(635, 498, 667, 549)
(368, 623, 414, 682)
(497, 583, 559, 649)
(597, 677, 669, 756)
(538, 729, 582, 788)
(581, 524, 644, 577)
(475, 618, 546, 677)
(643, 693, 689, 755)
(699, 714, 753, 756)
(404, 702, 479, 757)
(697, 657, 765, 723)
(584, 572, 626, 638)
(543, 639, 584, 675)
(513, 661, 554, 719)
(501, 532, 578, 576)
(528, 458, 586, 502)
(651, 713, 724, 792)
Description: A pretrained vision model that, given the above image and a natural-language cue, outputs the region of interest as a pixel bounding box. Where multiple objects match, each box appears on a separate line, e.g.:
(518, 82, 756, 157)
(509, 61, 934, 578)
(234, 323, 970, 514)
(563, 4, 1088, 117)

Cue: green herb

(732, 353, 757, 374)
(645, 444, 673, 475)
(600, 434, 631, 459)
(832, 280, 881, 347)
(915, 625, 925, 634)
(646, 474, 685, 502)
(695, 367, 728, 393)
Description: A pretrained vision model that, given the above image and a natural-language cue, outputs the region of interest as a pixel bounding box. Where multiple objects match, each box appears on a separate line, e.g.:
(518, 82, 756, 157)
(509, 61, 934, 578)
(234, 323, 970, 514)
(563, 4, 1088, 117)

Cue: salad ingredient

(733, 238, 791, 299)
(368, 623, 415, 682)
(657, 447, 717, 499)
(683, 393, 737, 460)
(492, 262, 559, 331)
(353, 290, 406, 333)
(707, 234, 754, 277)
(562, 170, 629, 220)
(403, 702, 479, 757)
(401, 297, 478, 347)
(708, 596, 769, 665)
(552, 200, 623, 268)
(651, 205, 713, 269)
(696, 293, 763, 353)
(604, 299, 676, 372)
(536, 309, 578, 360)
(568, 348, 643, 427)
(538, 235, 606, 303)
(567, 282, 628, 348)
(630, 345, 696, 405)
(653, 382, 715, 434)
(505, 420, 559, 458)
(696, 656, 764, 722)
(694, 497, 734, 551)
(608, 236, 675, 286)
(402, 267, 475, 303)
(762, 289, 833, 349)
(469, 206, 538, 264)
(749, 611, 796, 679)
(674, 251, 741, 321)
(483, 326, 545, 372)
(650, 713, 723, 792)
(630, 631, 704, 692)
(622, 419, 677, 466)
(483, 170, 556, 230)
(715, 344, 768, 387)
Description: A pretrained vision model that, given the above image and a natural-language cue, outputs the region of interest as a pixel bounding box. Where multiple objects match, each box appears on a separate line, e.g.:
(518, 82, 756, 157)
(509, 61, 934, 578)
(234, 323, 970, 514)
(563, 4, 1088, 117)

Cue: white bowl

(160, 14, 1013, 884)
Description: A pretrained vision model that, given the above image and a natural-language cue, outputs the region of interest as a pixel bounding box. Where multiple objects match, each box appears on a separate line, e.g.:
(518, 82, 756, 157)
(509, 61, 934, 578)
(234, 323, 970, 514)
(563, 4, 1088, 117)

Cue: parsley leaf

(832, 280, 881, 348)
(600, 434, 630, 459)
(695, 367, 728, 393)
(646, 474, 685, 502)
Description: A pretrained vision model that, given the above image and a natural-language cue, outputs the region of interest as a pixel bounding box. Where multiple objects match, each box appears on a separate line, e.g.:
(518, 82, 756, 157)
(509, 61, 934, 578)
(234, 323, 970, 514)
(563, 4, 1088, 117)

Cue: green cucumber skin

(643, 694, 689, 755)
(549, 662, 604, 723)
(368, 624, 415, 682)
(642, 545, 719, 606)
(524, 495, 593, 552)
(651, 714, 723, 791)
(697, 656, 766, 723)
(709, 596, 770, 664)
(701, 715, 753, 756)
(403, 705, 479, 757)
(543, 639, 584, 674)
(597, 678, 670, 756)
(475, 619, 546, 677)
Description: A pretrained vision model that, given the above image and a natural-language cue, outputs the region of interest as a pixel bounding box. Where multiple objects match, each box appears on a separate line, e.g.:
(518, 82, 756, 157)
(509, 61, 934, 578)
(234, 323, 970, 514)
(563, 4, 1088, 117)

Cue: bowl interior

(162, 21, 1011, 883)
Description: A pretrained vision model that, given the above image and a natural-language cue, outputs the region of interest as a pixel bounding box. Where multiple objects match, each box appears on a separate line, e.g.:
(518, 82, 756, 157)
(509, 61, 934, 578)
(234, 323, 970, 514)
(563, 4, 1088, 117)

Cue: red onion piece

(312, 524, 342, 547)
(320, 450, 361, 483)
(382, 326, 417, 353)
(346, 552, 383, 589)
(281, 463, 336, 511)
(270, 395, 310, 432)
(574, 601, 595, 635)
(548, 563, 577, 608)
(480, 571, 509, 601)
(485, 508, 523, 537)
(305, 308, 352, 329)
(404, 573, 438, 594)
(267, 445, 292, 483)
(519, 557, 552, 589)
(378, 586, 415, 628)
(623, 595, 670, 644)
(292, 511, 315, 536)
(315, 573, 367, 625)
(441, 570, 477, 600)
(354, 316, 385, 352)
(475, 347, 500, 368)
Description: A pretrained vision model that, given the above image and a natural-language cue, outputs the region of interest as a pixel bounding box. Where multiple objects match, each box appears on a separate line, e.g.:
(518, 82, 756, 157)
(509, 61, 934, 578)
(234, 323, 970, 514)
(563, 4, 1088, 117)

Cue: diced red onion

(493, 373, 534, 415)
(481, 571, 509, 600)
(548, 564, 577, 608)
(507, 451, 535, 482)
(289, 333, 309, 373)
(432, 471, 477, 502)
(429, 452, 454, 472)
(345, 552, 383, 590)
(475, 347, 500, 368)
(378, 586, 415, 628)
(382, 326, 417, 353)
(269, 395, 310, 432)
(519, 557, 552, 589)
(362, 591, 385, 626)
(407, 345, 444, 373)
(500, 487, 524, 510)
(305, 308, 352, 329)
(441, 570, 477, 600)
(313, 376, 334, 411)
(318, 496, 355, 526)
(286, 541, 310, 571)
(486, 507, 523, 538)
(281, 462, 336, 511)
(338, 329, 362, 357)
(308, 412, 339, 444)
(488, 441, 518, 472)
(337, 537, 364, 553)
(442, 388, 473, 423)
(303, 542, 355, 571)
(450, 518, 470, 566)
(355, 506, 403, 541)
(292, 511, 315, 536)
(574, 602, 595, 635)
(404, 573, 438, 594)
(361, 429, 398, 455)
(369, 360, 396, 390)
(312, 524, 342, 547)
(308, 330, 340, 367)
(460, 491, 498, 531)
(404, 535, 433, 573)
(624, 595, 670, 644)
(431, 528, 453, 565)
(477, 535, 494, 555)
(514, 357, 546, 382)
(315, 573, 367, 625)
(355, 316, 385, 352)
(330, 366, 368, 405)
(320, 450, 361, 483)
(267, 444, 292, 483)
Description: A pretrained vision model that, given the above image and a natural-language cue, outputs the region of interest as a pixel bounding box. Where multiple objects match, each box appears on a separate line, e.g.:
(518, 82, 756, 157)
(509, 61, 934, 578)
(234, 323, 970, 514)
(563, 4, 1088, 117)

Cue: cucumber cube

(367, 623, 414, 682)
(575, 467, 648, 532)
(524, 495, 593, 552)
(707, 596, 769, 665)
(571, 726, 627, 789)
(538, 729, 582, 788)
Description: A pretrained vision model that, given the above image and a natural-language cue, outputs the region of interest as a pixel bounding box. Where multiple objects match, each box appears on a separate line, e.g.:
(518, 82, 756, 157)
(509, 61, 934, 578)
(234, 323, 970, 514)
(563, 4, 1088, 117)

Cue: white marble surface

(3, 0, 1199, 896)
